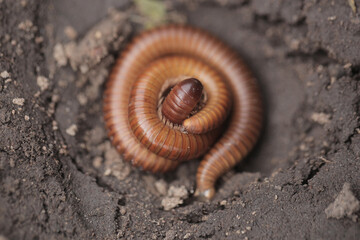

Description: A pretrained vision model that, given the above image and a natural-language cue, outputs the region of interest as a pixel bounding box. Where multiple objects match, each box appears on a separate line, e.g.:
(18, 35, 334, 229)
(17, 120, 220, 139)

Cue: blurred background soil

(0, 0, 360, 239)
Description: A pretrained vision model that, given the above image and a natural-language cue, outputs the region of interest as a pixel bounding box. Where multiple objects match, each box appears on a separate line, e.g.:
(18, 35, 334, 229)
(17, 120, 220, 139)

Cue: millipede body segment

(103, 25, 263, 200)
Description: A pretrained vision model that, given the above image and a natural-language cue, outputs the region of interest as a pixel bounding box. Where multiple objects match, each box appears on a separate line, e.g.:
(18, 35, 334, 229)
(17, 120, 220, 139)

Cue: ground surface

(1, 0, 360, 239)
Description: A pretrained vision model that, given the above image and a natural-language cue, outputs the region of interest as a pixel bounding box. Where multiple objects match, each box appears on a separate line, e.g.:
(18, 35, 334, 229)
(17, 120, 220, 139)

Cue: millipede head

(194, 187, 215, 201)
(161, 78, 203, 125)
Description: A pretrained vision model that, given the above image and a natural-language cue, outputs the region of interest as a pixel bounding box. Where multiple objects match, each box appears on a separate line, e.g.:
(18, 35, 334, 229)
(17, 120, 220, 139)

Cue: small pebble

(183, 233, 191, 239)
(18, 20, 33, 31)
(35, 36, 44, 44)
(119, 207, 127, 215)
(161, 197, 184, 211)
(311, 112, 330, 125)
(168, 185, 188, 199)
(0, 71, 10, 78)
(344, 63, 352, 69)
(52, 120, 58, 131)
(37, 76, 49, 91)
(220, 200, 227, 206)
(66, 124, 78, 136)
(94, 31, 102, 39)
(155, 179, 168, 196)
(53, 43, 67, 67)
(325, 182, 360, 222)
(161, 185, 189, 210)
(12, 98, 25, 106)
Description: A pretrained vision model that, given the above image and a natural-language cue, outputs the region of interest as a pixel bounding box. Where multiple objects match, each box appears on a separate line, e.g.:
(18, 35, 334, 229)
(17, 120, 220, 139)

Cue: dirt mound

(1, 0, 359, 239)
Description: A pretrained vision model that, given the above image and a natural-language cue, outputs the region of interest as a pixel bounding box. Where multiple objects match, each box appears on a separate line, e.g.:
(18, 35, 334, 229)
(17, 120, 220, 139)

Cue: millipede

(103, 25, 263, 200)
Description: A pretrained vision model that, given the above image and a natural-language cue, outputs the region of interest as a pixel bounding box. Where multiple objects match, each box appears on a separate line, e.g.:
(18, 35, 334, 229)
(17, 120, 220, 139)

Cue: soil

(1, 0, 360, 239)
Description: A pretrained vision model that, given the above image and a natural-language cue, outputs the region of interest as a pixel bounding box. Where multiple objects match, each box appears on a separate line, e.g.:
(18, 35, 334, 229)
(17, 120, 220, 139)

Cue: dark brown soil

(1, 0, 360, 239)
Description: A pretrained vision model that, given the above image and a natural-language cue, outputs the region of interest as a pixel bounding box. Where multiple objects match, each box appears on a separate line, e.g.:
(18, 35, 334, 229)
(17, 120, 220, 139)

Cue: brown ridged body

(103, 25, 263, 200)
(128, 57, 221, 161)
(162, 78, 203, 125)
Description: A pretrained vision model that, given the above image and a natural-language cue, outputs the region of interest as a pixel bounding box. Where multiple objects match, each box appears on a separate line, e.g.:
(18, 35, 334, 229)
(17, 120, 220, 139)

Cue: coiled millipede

(104, 25, 263, 200)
